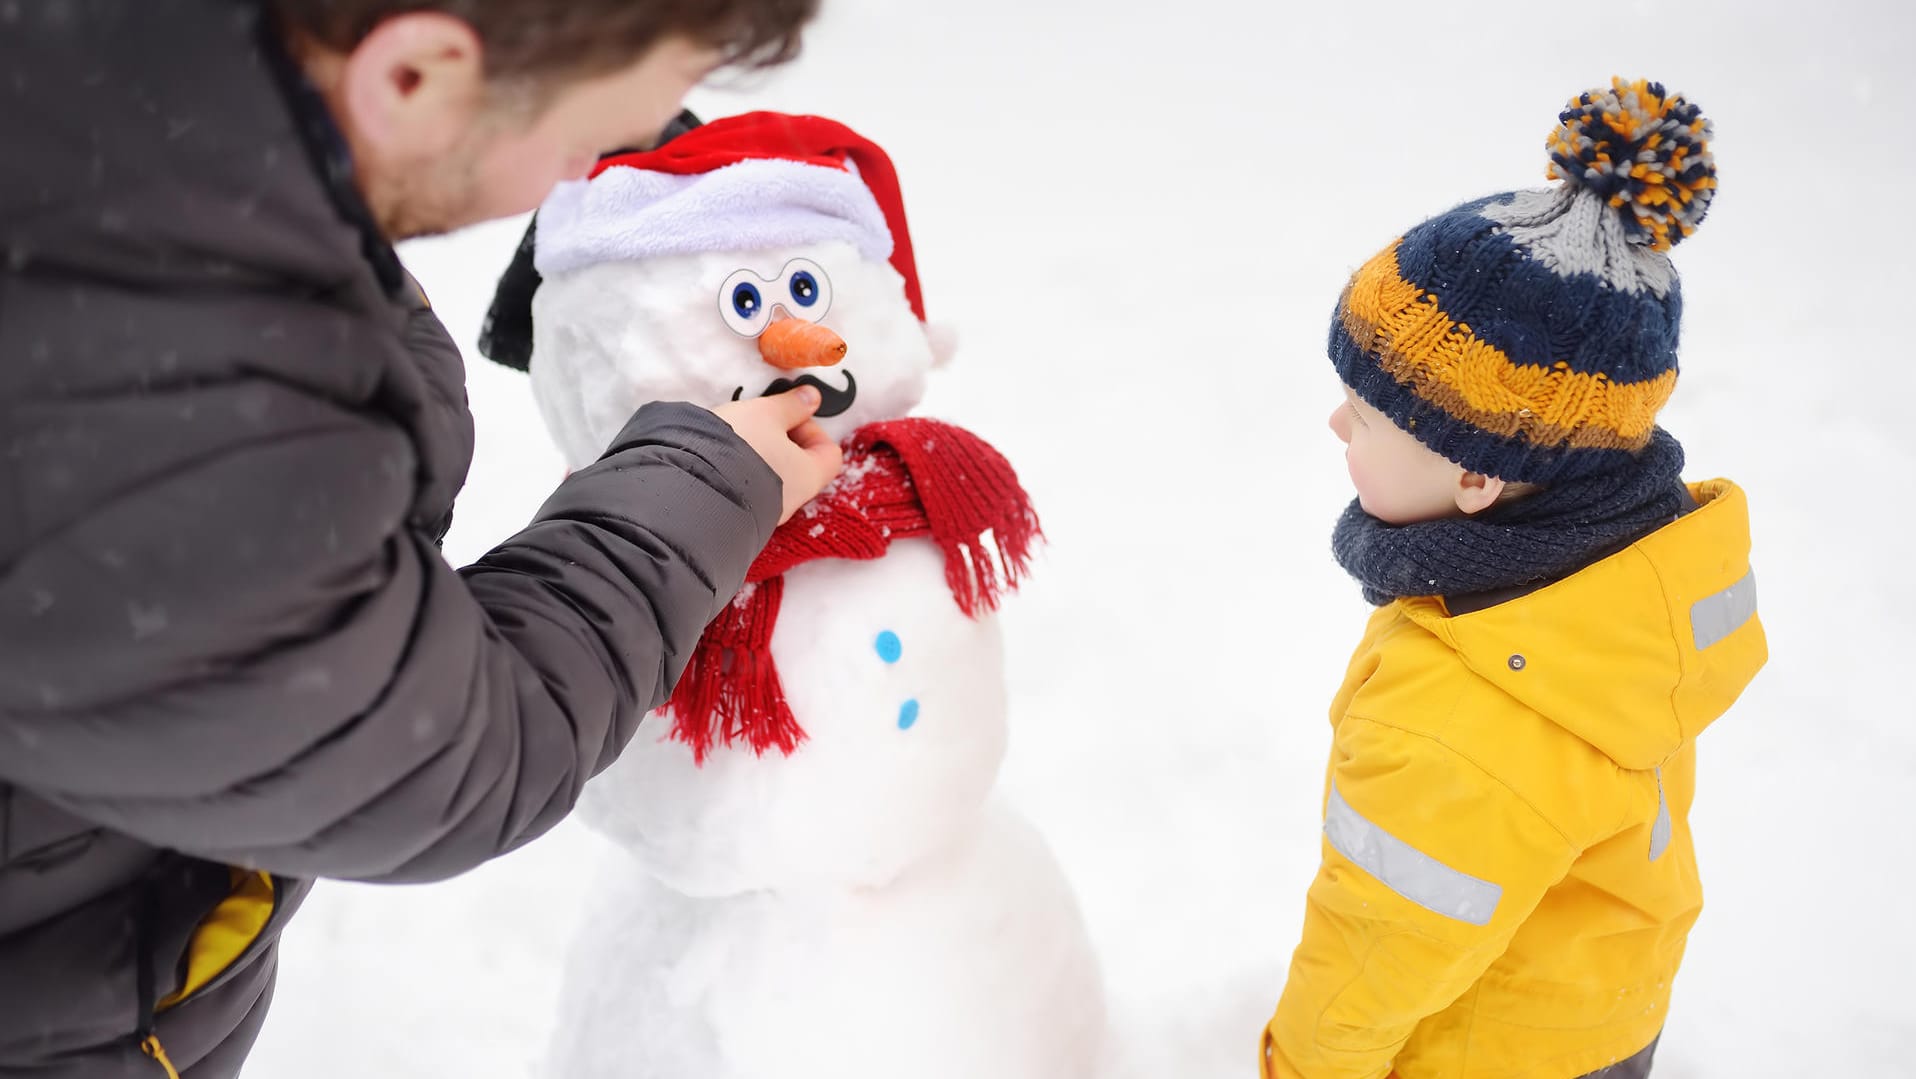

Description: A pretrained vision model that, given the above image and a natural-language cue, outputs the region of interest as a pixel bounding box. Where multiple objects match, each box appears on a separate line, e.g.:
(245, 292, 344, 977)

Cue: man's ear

(337, 13, 486, 161)
(1455, 471, 1507, 516)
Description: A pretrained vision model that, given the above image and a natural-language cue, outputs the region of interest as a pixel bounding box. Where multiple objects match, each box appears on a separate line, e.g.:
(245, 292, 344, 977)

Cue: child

(1263, 79, 1767, 1079)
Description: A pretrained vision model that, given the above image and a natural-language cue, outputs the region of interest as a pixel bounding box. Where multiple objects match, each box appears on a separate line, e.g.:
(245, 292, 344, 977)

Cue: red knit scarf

(665, 418, 1041, 763)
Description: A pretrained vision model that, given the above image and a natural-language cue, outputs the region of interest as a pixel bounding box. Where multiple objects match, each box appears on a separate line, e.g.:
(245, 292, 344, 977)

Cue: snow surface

(247, 0, 1916, 1074)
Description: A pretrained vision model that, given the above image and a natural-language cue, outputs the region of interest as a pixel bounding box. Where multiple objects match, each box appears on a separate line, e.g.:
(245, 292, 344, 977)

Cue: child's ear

(1455, 472, 1506, 516)
(925, 322, 959, 369)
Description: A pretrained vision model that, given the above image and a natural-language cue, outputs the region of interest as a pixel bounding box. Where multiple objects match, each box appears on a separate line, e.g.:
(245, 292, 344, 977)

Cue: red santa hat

(532, 112, 925, 321)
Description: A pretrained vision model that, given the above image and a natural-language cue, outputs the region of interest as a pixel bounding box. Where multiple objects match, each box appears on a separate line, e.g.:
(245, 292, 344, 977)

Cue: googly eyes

(730, 281, 763, 320)
(789, 269, 821, 308)
(717, 259, 833, 337)
(783, 260, 831, 314)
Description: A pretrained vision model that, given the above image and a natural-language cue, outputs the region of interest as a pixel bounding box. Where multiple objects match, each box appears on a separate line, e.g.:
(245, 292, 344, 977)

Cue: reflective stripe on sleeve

(1692, 569, 1757, 651)
(1324, 783, 1504, 927)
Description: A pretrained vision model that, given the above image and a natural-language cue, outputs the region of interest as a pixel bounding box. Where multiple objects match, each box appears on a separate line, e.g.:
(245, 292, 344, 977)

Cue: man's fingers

(766, 385, 822, 428)
(805, 439, 845, 484)
(789, 419, 844, 484)
(710, 392, 840, 521)
(788, 418, 834, 453)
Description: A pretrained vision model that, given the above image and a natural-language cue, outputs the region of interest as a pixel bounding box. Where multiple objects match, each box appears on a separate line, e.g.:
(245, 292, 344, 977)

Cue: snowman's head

(492, 111, 948, 469)
(529, 239, 939, 465)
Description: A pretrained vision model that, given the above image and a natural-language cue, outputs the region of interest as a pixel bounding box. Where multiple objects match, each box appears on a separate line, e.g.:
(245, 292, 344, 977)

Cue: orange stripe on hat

(1342, 242, 1674, 451)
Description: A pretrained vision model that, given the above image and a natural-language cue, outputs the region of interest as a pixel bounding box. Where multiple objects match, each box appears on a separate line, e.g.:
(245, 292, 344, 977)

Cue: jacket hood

(1402, 480, 1766, 770)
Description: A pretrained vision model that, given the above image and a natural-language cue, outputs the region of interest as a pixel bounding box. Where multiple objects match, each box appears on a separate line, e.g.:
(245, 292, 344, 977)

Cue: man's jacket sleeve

(0, 360, 778, 883)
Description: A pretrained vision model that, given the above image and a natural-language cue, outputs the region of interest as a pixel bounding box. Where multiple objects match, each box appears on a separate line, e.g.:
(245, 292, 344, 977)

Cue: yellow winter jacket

(1263, 480, 1767, 1079)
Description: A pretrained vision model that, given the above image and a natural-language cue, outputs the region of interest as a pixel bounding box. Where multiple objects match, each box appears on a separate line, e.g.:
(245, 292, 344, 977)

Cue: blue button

(875, 630, 903, 664)
(897, 699, 921, 730)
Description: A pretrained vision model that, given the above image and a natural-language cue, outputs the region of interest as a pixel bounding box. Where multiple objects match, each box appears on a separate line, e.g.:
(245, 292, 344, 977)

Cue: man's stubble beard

(378, 92, 540, 242)
(379, 135, 484, 242)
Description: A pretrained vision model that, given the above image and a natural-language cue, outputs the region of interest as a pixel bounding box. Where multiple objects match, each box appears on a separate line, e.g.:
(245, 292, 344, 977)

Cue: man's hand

(711, 387, 844, 523)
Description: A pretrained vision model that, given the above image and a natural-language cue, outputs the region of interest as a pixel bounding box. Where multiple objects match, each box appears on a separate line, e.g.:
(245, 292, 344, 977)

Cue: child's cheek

(1344, 445, 1374, 502)
(1346, 448, 1406, 521)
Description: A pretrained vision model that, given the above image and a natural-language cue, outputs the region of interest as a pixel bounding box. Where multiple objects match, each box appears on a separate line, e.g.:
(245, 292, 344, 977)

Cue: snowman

(480, 112, 1107, 1079)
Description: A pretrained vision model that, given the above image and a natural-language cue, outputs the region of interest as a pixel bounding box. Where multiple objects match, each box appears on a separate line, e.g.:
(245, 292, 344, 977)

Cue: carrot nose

(758, 317, 846, 370)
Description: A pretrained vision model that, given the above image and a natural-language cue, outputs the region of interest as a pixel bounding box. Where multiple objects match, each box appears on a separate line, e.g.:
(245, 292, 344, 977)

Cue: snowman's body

(526, 227, 1105, 1076)
(556, 802, 1102, 1079)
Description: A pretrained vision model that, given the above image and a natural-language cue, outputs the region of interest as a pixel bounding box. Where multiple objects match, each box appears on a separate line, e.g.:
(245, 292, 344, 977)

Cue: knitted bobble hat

(1329, 77, 1717, 486)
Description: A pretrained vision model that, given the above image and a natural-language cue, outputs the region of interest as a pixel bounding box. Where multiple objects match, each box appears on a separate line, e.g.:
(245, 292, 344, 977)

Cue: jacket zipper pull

(141, 1033, 182, 1079)
(134, 865, 178, 1078)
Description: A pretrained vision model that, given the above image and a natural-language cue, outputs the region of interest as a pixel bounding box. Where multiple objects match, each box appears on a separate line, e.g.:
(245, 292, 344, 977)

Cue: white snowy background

(247, 0, 1916, 1074)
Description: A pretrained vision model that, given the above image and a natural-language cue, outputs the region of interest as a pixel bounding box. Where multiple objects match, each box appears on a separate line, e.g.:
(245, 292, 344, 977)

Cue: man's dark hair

(270, 0, 818, 82)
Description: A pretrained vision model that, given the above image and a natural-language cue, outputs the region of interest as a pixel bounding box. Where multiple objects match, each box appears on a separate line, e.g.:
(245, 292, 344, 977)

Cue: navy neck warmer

(1332, 429, 1690, 607)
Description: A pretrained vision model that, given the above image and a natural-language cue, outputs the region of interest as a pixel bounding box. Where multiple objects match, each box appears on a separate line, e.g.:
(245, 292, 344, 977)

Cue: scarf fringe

(666, 581, 809, 763)
(941, 515, 1041, 618)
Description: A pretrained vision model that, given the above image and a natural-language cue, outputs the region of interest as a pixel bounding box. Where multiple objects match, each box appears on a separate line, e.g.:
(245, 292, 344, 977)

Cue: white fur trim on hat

(533, 158, 895, 278)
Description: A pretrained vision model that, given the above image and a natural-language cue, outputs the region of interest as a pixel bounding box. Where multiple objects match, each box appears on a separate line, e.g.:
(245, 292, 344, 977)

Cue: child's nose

(1329, 404, 1351, 443)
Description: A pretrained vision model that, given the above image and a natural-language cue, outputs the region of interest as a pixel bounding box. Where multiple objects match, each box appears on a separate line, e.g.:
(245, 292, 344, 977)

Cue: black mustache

(731, 370, 858, 418)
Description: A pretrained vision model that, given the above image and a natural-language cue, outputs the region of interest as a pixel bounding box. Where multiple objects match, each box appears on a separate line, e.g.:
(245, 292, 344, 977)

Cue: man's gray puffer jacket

(0, 2, 780, 1075)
